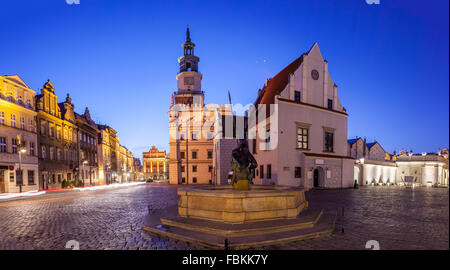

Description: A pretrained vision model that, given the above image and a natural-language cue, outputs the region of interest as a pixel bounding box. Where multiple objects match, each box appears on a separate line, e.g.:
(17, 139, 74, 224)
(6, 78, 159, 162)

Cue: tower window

(186, 62, 191, 70)
(327, 99, 333, 110)
(294, 91, 301, 102)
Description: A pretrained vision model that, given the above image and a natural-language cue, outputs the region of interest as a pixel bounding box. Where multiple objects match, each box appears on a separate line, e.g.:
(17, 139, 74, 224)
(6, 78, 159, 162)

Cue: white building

(249, 43, 354, 188)
(349, 137, 449, 187)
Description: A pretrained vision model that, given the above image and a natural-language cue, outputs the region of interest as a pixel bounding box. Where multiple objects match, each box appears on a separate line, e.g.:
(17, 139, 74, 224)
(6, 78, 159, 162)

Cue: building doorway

(0, 170, 5, 193)
(313, 167, 325, 188)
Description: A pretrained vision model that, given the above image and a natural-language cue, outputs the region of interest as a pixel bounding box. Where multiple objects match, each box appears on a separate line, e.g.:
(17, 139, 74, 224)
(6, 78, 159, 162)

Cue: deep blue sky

(1, 0, 448, 157)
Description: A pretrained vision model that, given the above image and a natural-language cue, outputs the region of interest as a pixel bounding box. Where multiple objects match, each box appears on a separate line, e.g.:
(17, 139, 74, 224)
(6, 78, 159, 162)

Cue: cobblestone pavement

(0, 184, 447, 250)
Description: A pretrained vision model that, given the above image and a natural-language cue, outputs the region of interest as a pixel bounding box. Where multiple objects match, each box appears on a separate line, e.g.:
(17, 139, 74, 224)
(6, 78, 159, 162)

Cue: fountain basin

(178, 185, 308, 224)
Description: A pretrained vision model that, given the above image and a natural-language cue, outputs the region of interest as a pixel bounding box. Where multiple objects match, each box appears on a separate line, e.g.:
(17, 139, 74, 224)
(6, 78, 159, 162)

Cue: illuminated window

(297, 127, 309, 149)
(29, 142, 35, 156)
(28, 119, 33, 132)
(0, 112, 4, 125)
(12, 138, 18, 153)
(20, 117, 25, 130)
(11, 114, 16, 128)
(50, 147, 55, 160)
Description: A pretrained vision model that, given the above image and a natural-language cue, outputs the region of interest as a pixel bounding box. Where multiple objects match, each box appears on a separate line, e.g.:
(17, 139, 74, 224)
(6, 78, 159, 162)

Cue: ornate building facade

(250, 43, 354, 188)
(97, 125, 119, 184)
(168, 28, 216, 185)
(75, 107, 99, 186)
(35, 81, 79, 190)
(0, 75, 39, 193)
(143, 146, 168, 181)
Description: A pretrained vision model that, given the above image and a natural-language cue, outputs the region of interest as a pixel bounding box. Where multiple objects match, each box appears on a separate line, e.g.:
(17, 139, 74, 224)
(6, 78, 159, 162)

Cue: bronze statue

(231, 139, 258, 190)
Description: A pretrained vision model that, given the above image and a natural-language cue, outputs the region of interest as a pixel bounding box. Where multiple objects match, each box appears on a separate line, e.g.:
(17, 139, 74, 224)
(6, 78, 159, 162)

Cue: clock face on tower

(184, 77, 194, 85)
(311, 69, 319, 80)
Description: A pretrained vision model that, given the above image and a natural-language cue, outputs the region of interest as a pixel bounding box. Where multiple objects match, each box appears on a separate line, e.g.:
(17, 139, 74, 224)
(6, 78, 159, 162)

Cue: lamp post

(18, 148, 26, 193)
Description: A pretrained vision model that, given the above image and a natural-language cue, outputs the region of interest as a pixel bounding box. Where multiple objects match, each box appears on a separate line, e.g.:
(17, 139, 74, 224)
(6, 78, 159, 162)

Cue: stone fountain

(143, 140, 337, 249)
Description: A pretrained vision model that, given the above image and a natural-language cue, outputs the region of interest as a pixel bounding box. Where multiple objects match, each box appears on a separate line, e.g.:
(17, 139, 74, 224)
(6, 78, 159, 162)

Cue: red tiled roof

(256, 54, 305, 105)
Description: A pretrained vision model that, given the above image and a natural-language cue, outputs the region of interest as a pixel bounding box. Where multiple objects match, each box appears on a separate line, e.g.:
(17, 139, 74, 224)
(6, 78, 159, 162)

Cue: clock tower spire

(172, 27, 204, 105)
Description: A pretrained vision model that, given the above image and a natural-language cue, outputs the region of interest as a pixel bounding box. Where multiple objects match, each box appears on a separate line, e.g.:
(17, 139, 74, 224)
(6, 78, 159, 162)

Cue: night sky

(1, 0, 448, 158)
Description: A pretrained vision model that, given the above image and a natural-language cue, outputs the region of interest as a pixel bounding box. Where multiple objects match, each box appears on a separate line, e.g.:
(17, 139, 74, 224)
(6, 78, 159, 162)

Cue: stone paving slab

(0, 184, 448, 250)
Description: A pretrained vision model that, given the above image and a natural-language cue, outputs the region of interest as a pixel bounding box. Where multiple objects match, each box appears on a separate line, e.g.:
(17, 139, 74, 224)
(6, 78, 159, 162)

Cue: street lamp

(18, 148, 26, 193)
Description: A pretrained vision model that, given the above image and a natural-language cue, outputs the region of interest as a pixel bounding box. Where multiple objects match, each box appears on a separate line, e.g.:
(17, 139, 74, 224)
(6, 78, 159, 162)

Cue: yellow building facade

(143, 146, 168, 181)
(0, 75, 39, 193)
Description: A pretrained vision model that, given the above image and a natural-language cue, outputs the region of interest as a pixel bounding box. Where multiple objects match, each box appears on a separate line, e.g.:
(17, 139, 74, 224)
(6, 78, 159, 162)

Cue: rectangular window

(41, 145, 46, 159)
(193, 177, 197, 183)
(180, 133, 185, 140)
(20, 117, 25, 130)
(0, 137, 6, 152)
(265, 129, 270, 150)
(29, 142, 35, 156)
(28, 170, 35, 185)
(295, 167, 301, 178)
(181, 177, 186, 183)
(252, 139, 256, 154)
(28, 119, 33, 132)
(297, 127, 309, 149)
(207, 151, 213, 159)
(208, 166, 213, 173)
(192, 151, 197, 159)
(12, 138, 18, 153)
(294, 91, 301, 102)
(0, 111, 4, 125)
(327, 99, 333, 110)
(50, 147, 54, 160)
(192, 133, 197, 140)
(324, 132, 334, 152)
(267, 164, 272, 179)
(11, 114, 16, 128)
(49, 124, 54, 137)
(260, 165, 264, 179)
(192, 165, 197, 172)
(180, 152, 185, 159)
(41, 122, 46, 135)
(180, 166, 185, 173)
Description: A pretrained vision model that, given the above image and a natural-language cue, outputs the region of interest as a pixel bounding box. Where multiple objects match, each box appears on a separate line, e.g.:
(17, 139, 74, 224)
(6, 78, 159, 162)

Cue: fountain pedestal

(178, 185, 307, 224)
